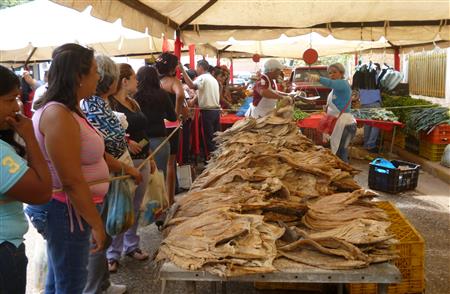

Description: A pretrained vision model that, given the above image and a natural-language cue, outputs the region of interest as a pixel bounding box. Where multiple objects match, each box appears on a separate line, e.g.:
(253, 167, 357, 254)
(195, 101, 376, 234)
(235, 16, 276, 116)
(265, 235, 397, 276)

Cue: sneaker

(103, 283, 127, 294)
(108, 259, 119, 273)
(126, 248, 149, 261)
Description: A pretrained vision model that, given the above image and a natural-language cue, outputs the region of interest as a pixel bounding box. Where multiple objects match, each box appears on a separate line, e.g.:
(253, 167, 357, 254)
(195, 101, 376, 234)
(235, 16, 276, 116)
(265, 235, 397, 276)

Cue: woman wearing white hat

(246, 59, 293, 118)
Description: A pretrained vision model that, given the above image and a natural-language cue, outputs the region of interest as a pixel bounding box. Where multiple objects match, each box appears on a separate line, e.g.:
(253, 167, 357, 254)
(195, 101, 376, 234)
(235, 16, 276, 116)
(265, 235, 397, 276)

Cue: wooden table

(159, 261, 401, 294)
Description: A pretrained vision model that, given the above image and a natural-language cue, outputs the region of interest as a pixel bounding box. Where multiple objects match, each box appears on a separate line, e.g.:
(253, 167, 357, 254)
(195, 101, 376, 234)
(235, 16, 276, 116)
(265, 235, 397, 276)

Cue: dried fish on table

(156, 105, 397, 276)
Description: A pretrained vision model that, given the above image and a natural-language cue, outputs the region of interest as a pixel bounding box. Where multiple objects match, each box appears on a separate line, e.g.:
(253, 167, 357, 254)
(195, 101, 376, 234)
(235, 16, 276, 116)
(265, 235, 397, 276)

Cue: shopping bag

(140, 170, 168, 225)
(318, 114, 338, 135)
(117, 149, 137, 197)
(30, 238, 47, 294)
(104, 170, 135, 236)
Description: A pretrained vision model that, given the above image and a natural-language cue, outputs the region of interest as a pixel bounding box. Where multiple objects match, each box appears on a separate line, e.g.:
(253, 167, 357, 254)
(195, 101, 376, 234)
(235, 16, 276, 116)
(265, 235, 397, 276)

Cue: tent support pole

(175, 30, 183, 78)
(189, 44, 196, 69)
(394, 47, 400, 71)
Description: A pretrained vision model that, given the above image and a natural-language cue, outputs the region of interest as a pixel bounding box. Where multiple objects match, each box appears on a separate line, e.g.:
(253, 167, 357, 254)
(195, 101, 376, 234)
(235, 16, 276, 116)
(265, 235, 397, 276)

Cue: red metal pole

(189, 44, 195, 69)
(230, 57, 234, 84)
(394, 48, 400, 71)
(174, 31, 183, 79)
(354, 52, 358, 66)
(162, 35, 170, 53)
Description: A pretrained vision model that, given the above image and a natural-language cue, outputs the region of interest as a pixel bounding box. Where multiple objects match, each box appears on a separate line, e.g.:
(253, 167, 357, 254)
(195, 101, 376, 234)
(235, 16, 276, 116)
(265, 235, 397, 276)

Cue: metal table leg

(160, 279, 167, 294)
(390, 126, 397, 157)
(378, 283, 388, 294)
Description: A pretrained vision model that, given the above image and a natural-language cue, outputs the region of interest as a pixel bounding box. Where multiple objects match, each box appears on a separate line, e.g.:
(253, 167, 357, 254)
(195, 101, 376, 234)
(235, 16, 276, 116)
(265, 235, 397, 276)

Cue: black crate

(405, 135, 420, 154)
(368, 160, 420, 194)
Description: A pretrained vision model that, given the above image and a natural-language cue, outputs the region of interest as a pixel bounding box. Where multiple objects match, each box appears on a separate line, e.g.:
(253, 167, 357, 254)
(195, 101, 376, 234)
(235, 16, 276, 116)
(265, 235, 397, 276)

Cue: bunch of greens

(352, 108, 398, 122)
(293, 109, 310, 121)
(406, 107, 450, 134)
(381, 94, 433, 123)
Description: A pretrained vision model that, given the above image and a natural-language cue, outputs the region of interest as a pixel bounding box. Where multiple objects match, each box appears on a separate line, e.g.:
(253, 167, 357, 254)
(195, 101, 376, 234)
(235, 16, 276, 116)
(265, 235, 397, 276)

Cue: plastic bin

(405, 135, 419, 154)
(368, 159, 420, 193)
(420, 124, 450, 144)
(347, 201, 425, 294)
(419, 141, 447, 161)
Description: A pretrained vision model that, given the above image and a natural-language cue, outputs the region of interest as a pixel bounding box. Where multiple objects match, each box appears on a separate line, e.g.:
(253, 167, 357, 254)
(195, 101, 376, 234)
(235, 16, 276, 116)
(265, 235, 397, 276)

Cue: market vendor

(245, 59, 293, 118)
(308, 63, 356, 163)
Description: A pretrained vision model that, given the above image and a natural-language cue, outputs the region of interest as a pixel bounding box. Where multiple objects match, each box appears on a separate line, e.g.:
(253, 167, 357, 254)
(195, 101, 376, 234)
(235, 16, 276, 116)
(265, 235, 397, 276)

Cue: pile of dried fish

(156, 106, 397, 277)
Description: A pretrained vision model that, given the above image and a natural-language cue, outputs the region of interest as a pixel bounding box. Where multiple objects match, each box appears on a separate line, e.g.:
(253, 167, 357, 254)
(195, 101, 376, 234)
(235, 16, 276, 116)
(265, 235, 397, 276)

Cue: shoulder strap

(337, 97, 352, 119)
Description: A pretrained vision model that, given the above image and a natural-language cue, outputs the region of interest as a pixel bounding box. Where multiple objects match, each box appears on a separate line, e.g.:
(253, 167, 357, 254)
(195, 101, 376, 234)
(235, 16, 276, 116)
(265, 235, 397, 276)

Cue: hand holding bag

(318, 98, 351, 135)
(104, 168, 135, 236)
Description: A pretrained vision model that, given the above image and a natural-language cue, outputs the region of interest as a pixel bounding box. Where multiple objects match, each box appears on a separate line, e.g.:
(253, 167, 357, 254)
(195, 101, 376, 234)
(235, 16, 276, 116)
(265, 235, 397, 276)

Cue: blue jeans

(107, 160, 150, 261)
(0, 242, 27, 294)
(362, 102, 381, 149)
(28, 199, 91, 294)
(201, 109, 220, 154)
(336, 124, 357, 163)
(149, 137, 170, 178)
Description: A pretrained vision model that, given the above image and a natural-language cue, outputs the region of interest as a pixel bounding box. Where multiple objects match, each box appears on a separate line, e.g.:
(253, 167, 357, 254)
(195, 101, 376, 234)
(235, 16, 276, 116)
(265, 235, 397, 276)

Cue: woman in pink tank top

(26, 43, 138, 294)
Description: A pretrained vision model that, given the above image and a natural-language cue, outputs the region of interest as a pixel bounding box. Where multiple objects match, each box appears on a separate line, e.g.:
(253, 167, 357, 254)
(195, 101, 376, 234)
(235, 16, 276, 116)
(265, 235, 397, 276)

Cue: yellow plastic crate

(384, 131, 406, 149)
(419, 141, 447, 161)
(347, 201, 425, 294)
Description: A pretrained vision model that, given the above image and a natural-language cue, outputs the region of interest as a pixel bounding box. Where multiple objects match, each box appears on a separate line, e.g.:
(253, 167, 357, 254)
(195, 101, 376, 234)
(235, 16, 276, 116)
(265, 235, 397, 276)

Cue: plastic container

(405, 135, 420, 154)
(368, 159, 420, 193)
(419, 141, 447, 161)
(347, 201, 425, 294)
(420, 124, 450, 144)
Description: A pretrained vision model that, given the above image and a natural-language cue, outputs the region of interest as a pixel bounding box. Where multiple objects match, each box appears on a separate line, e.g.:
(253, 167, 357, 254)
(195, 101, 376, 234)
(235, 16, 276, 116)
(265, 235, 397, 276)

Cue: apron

(326, 91, 356, 154)
(245, 74, 277, 118)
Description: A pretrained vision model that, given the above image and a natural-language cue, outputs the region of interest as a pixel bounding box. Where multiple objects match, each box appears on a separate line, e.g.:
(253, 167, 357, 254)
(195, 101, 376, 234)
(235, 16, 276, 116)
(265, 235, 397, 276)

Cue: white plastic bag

(140, 170, 168, 225)
(441, 144, 450, 168)
(30, 238, 47, 294)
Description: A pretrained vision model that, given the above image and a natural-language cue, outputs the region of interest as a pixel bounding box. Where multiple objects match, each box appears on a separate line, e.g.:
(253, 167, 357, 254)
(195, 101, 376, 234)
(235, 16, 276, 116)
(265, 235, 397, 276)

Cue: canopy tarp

(214, 33, 390, 59)
(0, 0, 173, 63)
(52, 0, 450, 45)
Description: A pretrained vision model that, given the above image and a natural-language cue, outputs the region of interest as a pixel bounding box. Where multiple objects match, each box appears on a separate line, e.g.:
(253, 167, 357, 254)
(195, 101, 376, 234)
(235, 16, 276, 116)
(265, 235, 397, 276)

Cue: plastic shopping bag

(104, 171, 135, 236)
(140, 170, 168, 226)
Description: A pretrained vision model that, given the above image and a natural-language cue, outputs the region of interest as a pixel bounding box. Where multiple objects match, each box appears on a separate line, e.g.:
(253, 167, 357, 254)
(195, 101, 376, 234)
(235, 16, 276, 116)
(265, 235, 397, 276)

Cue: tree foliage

(0, 0, 33, 10)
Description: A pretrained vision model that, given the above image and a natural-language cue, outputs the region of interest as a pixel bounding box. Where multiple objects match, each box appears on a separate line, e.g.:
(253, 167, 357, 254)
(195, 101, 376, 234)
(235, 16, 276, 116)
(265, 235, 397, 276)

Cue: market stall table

(220, 113, 244, 125)
(159, 261, 401, 294)
(297, 113, 404, 155)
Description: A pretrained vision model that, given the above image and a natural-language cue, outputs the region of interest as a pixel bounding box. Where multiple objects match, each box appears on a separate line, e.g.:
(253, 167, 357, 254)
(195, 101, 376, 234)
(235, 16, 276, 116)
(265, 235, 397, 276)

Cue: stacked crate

(348, 201, 425, 294)
(419, 124, 449, 161)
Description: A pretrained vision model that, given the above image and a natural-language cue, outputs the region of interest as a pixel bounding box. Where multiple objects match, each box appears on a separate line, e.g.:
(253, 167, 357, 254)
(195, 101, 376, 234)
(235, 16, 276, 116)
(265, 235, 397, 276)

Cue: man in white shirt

(181, 60, 220, 155)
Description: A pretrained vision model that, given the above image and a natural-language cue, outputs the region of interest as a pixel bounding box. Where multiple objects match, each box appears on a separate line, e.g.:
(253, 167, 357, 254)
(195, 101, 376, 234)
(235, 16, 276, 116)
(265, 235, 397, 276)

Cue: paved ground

(25, 159, 450, 294)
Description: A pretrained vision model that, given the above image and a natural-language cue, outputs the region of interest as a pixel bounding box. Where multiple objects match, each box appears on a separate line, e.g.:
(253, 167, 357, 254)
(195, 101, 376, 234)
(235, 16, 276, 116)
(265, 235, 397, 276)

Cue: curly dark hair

(155, 52, 178, 77)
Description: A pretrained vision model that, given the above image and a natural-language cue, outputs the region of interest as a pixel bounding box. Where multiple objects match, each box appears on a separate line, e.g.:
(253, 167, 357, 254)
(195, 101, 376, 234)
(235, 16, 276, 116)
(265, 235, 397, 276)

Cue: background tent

(0, 0, 172, 63)
(52, 0, 450, 45)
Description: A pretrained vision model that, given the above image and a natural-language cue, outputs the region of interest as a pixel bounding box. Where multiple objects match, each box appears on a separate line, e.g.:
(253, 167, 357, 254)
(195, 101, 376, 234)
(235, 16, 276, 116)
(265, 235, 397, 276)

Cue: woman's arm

(318, 77, 348, 91)
(40, 105, 105, 252)
(179, 64, 197, 90)
(104, 152, 142, 184)
(3, 115, 52, 204)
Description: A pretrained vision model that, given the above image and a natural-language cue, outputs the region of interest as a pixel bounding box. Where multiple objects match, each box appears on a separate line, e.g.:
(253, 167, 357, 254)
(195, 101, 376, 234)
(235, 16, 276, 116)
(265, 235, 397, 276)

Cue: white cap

(263, 59, 283, 73)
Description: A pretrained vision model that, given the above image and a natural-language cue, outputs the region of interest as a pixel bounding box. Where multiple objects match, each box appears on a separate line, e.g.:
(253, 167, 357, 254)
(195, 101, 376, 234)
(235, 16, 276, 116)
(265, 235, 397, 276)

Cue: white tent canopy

(214, 33, 391, 59)
(52, 0, 450, 45)
(0, 0, 173, 63)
